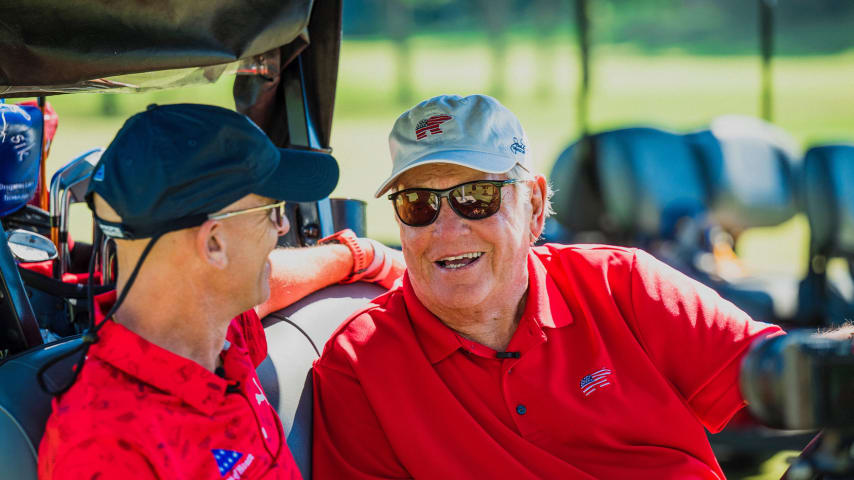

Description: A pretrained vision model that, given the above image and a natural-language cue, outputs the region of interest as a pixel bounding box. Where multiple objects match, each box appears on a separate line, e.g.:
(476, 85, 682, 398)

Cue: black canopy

(0, 0, 342, 147)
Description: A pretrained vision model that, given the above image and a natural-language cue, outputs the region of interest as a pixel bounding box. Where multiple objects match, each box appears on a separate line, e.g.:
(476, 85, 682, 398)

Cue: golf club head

(57, 149, 102, 197)
(49, 148, 103, 218)
(51, 148, 103, 275)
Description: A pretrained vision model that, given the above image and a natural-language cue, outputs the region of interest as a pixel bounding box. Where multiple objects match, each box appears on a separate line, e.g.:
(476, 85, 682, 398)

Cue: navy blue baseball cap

(87, 103, 339, 239)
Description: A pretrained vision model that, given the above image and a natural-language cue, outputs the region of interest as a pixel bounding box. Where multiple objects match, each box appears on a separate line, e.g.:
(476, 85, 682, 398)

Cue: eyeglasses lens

(395, 190, 440, 226)
(451, 182, 500, 219)
(394, 181, 505, 226)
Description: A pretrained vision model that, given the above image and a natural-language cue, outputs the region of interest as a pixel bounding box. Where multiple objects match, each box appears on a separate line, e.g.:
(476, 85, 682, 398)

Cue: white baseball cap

(374, 94, 531, 198)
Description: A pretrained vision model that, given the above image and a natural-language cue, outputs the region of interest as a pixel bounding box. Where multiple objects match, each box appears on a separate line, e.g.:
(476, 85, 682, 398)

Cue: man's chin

(417, 283, 489, 311)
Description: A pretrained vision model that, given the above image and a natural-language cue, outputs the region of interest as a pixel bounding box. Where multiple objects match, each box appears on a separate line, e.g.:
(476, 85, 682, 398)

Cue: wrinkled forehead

(395, 162, 507, 191)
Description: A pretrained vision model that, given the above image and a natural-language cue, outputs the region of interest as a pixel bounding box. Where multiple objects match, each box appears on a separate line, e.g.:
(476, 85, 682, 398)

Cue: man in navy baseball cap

(39, 103, 350, 479)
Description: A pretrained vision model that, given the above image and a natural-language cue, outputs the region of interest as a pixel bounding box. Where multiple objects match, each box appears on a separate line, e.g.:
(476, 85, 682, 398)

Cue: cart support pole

(759, 0, 776, 122)
(574, 0, 591, 136)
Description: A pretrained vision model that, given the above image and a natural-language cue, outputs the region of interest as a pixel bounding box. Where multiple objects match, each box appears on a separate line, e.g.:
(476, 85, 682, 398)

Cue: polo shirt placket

(409, 253, 575, 441)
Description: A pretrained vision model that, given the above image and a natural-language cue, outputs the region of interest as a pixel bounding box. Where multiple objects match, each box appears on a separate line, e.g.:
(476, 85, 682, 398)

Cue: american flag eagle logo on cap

(415, 114, 453, 140)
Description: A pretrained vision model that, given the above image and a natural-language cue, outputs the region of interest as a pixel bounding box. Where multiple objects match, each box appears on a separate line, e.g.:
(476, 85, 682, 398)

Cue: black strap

(37, 232, 163, 396)
(18, 266, 113, 299)
(264, 311, 321, 357)
(94, 213, 209, 240)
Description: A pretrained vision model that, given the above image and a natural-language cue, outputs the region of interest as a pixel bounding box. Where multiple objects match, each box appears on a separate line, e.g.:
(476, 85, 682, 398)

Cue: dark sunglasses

(208, 201, 287, 230)
(388, 179, 521, 227)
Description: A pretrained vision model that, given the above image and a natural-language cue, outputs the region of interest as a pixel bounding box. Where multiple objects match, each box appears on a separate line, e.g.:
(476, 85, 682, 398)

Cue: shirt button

(507, 368, 513, 374)
(516, 404, 527, 415)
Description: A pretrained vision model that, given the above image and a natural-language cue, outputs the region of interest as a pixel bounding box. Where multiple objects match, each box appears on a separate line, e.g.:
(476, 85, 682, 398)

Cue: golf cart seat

(803, 145, 854, 258)
(549, 127, 709, 245)
(689, 116, 800, 235)
(0, 338, 82, 479)
(544, 135, 606, 243)
(800, 144, 854, 325)
(259, 282, 385, 477)
(0, 282, 384, 480)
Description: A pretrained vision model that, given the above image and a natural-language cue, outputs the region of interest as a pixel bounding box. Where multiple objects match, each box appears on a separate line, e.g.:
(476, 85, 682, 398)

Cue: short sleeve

(228, 309, 268, 367)
(622, 249, 783, 432)
(40, 436, 158, 479)
(312, 350, 410, 479)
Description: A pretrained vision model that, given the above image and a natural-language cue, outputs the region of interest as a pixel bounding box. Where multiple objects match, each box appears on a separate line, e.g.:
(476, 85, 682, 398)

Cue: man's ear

(529, 175, 548, 242)
(196, 219, 228, 269)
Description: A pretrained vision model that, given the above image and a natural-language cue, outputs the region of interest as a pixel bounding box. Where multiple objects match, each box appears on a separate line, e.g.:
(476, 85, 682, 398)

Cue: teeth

(438, 252, 483, 262)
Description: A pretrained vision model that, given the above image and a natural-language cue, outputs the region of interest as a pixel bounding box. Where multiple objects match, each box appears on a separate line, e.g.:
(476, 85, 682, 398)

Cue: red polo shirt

(38, 305, 301, 480)
(312, 244, 783, 479)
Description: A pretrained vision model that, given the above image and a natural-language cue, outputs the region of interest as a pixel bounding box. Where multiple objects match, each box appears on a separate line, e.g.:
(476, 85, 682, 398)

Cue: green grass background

(48, 38, 854, 280)
(36, 36, 852, 479)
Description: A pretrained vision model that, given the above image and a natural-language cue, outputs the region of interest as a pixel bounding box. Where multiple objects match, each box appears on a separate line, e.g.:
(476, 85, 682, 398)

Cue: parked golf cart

(0, 1, 386, 478)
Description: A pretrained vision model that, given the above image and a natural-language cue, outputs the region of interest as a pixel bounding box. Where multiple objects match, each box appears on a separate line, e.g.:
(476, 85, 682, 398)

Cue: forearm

(255, 245, 353, 318)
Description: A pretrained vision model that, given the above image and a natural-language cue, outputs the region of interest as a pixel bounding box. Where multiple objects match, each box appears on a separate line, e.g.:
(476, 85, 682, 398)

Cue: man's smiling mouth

(435, 252, 484, 269)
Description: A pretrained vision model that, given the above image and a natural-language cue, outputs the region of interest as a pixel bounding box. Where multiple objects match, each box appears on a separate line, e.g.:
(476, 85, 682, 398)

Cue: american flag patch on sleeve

(579, 367, 612, 397)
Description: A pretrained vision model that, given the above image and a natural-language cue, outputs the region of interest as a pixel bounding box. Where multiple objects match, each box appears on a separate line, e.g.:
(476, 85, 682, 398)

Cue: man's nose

(431, 198, 468, 234)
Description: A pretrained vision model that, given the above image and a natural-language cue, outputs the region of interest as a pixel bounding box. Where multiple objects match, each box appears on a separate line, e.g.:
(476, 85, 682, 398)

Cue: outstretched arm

(255, 238, 405, 318)
(256, 244, 353, 318)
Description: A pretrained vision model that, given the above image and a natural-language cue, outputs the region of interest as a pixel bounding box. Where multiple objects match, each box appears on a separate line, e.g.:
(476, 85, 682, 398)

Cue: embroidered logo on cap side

(510, 137, 526, 155)
(415, 114, 453, 140)
(579, 367, 612, 397)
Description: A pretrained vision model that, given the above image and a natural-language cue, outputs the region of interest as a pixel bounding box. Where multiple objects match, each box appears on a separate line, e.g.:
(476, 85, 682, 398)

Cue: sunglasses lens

(450, 182, 501, 219)
(395, 190, 440, 226)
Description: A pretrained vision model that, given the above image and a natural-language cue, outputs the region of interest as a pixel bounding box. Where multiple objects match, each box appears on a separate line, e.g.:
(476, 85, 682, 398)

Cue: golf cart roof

(0, 0, 342, 147)
(2, 0, 309, 93)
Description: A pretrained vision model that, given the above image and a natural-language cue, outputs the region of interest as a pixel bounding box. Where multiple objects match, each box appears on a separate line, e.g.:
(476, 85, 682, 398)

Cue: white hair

(505, 164, 555, 220)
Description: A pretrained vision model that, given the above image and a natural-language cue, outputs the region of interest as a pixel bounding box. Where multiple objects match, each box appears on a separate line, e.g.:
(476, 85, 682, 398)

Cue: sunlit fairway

(36, 35, 847, 480)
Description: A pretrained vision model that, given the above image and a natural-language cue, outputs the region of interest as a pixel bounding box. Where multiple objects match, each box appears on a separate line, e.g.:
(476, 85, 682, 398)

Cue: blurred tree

(100, 94, 118, 116)
(475, 0, 512, 99)
(532, 0, 564, 100)
(385, 0, 415, 105)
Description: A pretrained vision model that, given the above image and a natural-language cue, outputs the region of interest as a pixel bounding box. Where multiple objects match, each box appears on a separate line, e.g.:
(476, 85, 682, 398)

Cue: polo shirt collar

(404, 250, 573, 365)
(88, 320, 228, 416)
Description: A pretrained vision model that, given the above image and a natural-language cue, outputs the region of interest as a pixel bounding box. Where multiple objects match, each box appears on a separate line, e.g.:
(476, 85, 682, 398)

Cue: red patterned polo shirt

(38, 306, 300, 479)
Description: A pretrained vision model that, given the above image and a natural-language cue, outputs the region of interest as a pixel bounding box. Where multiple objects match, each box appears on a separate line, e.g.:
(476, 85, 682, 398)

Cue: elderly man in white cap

(311, 94, 788, 479)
